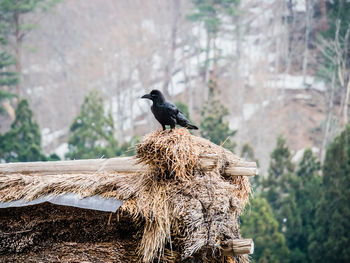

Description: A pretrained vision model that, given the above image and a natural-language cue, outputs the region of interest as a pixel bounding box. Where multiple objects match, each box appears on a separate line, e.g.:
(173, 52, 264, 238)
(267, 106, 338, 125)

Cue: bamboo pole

(0, 154, 257, 177)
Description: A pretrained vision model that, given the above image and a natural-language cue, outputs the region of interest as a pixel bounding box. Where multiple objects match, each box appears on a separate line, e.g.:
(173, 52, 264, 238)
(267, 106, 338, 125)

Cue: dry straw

(0, 128, 251, 262)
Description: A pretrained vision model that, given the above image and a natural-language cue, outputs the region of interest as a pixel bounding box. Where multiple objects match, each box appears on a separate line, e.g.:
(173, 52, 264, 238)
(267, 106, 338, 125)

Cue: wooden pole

(221, 238, 254, 255)
(0, 154, 257, 177)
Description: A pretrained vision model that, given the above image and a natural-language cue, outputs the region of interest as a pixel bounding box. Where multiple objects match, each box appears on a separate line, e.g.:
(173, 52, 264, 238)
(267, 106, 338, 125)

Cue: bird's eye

(151, 94, 155, 97)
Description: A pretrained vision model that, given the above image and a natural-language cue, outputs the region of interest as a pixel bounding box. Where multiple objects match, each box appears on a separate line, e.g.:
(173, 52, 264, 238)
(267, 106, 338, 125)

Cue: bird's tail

(186, 124, 198, 130)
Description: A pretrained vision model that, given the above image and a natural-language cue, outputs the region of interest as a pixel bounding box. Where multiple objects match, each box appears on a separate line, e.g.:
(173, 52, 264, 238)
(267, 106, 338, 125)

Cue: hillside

(1, 0, 337, 172)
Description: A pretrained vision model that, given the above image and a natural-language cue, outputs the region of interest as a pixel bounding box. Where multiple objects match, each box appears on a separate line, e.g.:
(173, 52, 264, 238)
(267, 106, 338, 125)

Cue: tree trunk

(344, 79, 350, 125)
(204, 33, 211, 83)
(235, 12, 241, 60)
(321, 71, 335, 162)
(320, 0, 327, 31)
(2, 101, 15, 121)
(212, 35, 217, 85)
(162, 0, 180, 99)
(302, 0, 311, 85)
(14, 11, 22, 96)
(342, 28, 350, 126)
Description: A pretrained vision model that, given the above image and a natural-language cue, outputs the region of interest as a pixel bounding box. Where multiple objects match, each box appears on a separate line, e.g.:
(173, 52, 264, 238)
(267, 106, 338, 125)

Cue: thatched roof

(0, 129, 254, 262)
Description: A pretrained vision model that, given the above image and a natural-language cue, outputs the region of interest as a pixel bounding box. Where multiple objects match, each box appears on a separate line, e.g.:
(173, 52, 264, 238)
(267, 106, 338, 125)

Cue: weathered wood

(0, 154, 257, 177)
(0, 157, 142, 175)
(225, 166, 258, 177)
(221, 238, 254, 255)
(199, 154, 257, 176)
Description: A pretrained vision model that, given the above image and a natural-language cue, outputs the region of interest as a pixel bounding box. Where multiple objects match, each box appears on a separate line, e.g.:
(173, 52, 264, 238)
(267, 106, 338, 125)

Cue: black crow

(141, 90, 198, 131)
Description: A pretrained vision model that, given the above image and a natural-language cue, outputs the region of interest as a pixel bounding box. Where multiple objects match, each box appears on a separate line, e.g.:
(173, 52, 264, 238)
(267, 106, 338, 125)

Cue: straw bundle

(129, 129, 250, 262)
(0, 128, 252, 262)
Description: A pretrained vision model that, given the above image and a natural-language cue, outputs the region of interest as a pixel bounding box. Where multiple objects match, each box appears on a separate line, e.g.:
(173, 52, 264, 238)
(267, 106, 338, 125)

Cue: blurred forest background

(0, 0, 349, 262)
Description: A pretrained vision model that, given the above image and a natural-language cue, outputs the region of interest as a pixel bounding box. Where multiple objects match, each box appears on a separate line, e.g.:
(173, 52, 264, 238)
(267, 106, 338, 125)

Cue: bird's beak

(141, 94, 152, 100)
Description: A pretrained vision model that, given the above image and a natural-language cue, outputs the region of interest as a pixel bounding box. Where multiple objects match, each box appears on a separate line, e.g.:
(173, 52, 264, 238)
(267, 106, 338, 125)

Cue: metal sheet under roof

(0, 193, 123, 212)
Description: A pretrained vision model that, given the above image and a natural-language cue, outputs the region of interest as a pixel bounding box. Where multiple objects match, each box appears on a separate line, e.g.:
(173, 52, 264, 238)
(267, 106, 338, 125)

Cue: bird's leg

(169, 123, 175, 133)
(162, 125, 166, 131)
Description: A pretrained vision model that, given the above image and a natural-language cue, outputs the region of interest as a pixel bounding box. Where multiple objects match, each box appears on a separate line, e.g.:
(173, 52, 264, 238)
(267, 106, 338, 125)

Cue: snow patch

(292, 148, 305, 163)
(42, 128, 66, 147)
(243, 103, 259, 121)
(294, 94, 312, 100)
(141, 19, 156, 34)
(55, 143, 69, 160)
(262, 100, 270, 107)
(267, 74, 326, 91)
(293, 0, 306, 12)
(292, 147, 320, 163)
(229, 117, 241, 130)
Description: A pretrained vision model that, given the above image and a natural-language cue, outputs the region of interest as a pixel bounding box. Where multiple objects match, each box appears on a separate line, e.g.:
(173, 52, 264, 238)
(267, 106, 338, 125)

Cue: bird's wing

(164, 102, 179, 118)
(176, 111, 191, 126)
(176, 112, 199, 129)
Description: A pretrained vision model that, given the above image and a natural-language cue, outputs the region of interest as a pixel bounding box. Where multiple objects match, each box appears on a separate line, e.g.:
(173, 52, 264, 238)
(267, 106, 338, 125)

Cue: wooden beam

(198, 154, 257, 176)
(0, 157, 142, 175)
(221, 238, 254, 255)
(225, 166, 258, 177)
(0, 154, 257, 177)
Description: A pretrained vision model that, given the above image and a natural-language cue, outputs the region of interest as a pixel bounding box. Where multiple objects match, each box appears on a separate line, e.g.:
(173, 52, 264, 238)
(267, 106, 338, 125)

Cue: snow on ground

(42, 128, 67, 148)
(292, 147, 320, 163)
(229, 100, 271, 130)
(266, 74, 326, 91)
(229, 117, 242, 131)
(55, 143, 69, 160)
(294, 94, 312, 100)
(243, 103, 260, 121)
(293, 0, 306, 12)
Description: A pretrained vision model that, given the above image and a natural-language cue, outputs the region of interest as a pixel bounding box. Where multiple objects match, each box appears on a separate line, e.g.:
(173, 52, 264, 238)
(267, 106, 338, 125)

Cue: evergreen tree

(0, 51, 18, 87)
(278, 189, 302, 261)
(317, 0, 350, 84)
(200, 97, 236, 151)
(200, 82, 236, 152)
(175, 101, 197, 134)
(66, 90, 119, 160)
(175, 101, 190, 120)
(263, 135, 295, 213)
(263, 141, 322, 262)
(117, 135, 141, 157)
(309, 126, 350, 262)
(284, 149, 321, 263)
(317, 1, 350, 125)
(187, 0, 238, 36)
(241, 197, 290, 263)
(0, 99, 46, 162)
(241, 142, 260, 168)
(0, 51, 18, 116)
(241, 142, 256, 162)
(187, 0, 239, 79)
(323, 0, 350, 43)
(261, 134, 303, 258)
(0, 0, 61, 94)
(267, 135, 295, 181)
(241, 142, 261, 191)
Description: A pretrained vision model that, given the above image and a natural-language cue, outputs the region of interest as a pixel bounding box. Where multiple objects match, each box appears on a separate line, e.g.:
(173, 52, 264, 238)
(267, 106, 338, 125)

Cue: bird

(141, 89, 198, 131)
